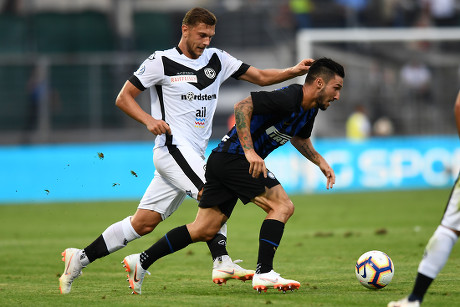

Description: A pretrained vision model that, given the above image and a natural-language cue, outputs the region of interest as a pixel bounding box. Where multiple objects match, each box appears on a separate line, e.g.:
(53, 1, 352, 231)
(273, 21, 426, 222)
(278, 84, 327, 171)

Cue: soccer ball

(355, 250, 394, 289)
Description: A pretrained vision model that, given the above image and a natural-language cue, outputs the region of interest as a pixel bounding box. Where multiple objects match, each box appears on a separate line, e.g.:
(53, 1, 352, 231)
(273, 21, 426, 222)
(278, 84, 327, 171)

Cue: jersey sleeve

(250, 84, 302, 115)
(232, 63, 250, 79)
(218, 49, 248, 81)
(131, 52, 165, 89)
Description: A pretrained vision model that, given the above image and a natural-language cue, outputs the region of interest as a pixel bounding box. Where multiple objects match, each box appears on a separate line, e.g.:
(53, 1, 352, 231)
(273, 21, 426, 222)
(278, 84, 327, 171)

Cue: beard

(186, 47, 199, 59)
(316, 89, 329, 111)
(185, 41, 204, 59)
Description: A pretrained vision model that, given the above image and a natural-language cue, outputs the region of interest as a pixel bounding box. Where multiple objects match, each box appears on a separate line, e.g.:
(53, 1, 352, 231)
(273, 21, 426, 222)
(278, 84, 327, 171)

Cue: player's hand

(293, 58, 314, 76)
(325, 169, 335, 190)
(146, 118, 171, 135)
(320, 163, 335, 190)
(245, 150, 267, 179)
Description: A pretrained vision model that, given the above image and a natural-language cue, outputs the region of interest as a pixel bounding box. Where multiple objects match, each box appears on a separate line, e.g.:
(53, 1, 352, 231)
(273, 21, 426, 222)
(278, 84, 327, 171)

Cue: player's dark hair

(183, 7, 217, 27)
(305, 58, 345, 84)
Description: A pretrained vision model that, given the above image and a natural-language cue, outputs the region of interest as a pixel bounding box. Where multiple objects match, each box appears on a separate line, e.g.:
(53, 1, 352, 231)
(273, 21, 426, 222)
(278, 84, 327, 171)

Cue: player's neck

(301, 85, 317, 110)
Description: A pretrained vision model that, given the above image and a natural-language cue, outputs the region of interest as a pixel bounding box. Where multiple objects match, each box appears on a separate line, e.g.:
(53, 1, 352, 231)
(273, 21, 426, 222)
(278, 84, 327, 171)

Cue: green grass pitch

(1, 189, 459, 306)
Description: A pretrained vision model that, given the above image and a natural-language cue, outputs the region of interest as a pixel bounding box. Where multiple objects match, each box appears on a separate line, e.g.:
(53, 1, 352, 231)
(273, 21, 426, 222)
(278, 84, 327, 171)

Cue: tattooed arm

(290, 136, 335, 189)
(234, 96, 267, 179)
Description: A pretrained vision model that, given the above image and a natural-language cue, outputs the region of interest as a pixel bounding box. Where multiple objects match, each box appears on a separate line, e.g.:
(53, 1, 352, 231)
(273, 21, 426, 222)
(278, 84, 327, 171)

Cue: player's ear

(316, 78, 324, 88)
(181, 24, 189, 37)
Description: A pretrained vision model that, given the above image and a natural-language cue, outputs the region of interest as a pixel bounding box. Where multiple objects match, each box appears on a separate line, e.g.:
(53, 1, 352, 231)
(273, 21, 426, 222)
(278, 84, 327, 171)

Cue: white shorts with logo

(440, 174, 460, 231)
(138, 145, 206, 220)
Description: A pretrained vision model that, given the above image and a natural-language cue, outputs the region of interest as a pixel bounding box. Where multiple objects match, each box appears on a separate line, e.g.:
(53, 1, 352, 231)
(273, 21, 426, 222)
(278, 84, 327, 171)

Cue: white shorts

(138, 145, 206, 220)
(440, 173, 460, 231)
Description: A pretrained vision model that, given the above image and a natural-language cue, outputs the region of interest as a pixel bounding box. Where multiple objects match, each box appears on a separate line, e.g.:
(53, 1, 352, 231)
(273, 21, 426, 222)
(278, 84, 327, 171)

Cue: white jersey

(131, 47, 248, 157)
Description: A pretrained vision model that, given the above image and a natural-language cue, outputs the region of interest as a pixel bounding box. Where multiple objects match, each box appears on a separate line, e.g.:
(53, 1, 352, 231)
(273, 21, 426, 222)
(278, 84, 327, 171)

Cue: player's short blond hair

(182, 7, 217, 27)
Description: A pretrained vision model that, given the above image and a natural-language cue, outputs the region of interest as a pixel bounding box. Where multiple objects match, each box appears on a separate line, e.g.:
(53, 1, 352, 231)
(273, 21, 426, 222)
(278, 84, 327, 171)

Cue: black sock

(140, 225, 192, 270)
(256, 219, 285, 274)
(206, 233, 228, 261)
(408, 272, 434, 302)
(84, 235, 109, 263)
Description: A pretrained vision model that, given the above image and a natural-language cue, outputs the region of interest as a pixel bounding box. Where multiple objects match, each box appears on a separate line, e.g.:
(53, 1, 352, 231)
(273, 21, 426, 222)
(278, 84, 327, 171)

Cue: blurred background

(1, 0, 460, 144)
(1, 0, 460, 202)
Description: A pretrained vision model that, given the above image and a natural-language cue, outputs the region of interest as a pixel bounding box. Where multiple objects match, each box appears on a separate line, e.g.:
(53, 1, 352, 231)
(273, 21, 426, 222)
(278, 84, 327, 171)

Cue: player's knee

(188, 223, 220, 242)
(275, 200, 294, 220)
(132, 218, 161, 236)
(283, 200, 295, 217)
(198, 232, 217, 242)
(131, 210, 163, 235)
(134, 224, 153, 236)
(139, 224, 156, 235)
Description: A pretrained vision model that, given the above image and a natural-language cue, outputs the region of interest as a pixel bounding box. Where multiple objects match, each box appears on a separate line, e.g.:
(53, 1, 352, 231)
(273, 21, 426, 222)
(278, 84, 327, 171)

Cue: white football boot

(387, 297, 421, 307)
(59, 248, 84, 294)
(252, 270, 300, 293)
(122, 254, 150, 294)
(212, 255, 255, 285)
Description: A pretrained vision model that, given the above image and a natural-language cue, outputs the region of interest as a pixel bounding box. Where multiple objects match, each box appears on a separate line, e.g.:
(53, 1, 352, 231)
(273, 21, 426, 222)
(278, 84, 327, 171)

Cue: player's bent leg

(252, 270, 300, 293)
(59, 248, 85, 294)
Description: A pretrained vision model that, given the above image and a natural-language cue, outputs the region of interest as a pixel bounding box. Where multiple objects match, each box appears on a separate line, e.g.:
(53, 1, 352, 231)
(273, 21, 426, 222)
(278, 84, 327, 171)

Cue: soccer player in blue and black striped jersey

(124, 57, 344, 293)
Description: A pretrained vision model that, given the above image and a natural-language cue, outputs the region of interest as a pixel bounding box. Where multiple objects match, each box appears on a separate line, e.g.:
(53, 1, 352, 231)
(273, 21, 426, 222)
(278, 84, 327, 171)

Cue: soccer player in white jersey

(388, 89, 460, 307)
(59, 7, 314, 294)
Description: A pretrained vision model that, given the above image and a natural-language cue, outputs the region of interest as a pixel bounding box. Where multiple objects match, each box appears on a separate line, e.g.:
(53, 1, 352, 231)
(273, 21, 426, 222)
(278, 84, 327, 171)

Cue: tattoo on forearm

(299, 142, 318, 163)
(235, 110, 247, 129)
(235, 98, 254, 150)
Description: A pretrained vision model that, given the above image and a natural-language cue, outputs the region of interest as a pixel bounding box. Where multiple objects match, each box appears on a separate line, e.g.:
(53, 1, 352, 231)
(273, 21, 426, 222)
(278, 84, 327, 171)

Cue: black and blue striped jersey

(213, 84, 318, 159)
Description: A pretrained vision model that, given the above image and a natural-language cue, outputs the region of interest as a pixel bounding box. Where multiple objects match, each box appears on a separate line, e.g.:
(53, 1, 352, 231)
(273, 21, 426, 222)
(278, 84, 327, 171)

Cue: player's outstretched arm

(234, 96, 267, 179)
(291, 136, 335, 189)
(238, 58, 314, 86)
(116, 80, 171, 136)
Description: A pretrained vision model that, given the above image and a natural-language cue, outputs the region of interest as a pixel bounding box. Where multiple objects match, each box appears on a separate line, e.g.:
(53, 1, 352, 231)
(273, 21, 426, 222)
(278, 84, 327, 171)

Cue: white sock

(214, 254, 232, 266)
(418, 225, 458, 279)
(102, 216, 141, 254)
(218, 223, 227, 237)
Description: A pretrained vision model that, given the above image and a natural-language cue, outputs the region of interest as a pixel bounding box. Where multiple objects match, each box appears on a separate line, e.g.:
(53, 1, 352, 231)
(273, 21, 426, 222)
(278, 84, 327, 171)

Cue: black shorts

(199, 151, 280, 218)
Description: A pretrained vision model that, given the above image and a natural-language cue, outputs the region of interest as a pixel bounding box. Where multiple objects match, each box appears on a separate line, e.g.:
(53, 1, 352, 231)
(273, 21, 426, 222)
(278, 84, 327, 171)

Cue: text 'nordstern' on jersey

(181, 92, 217, 101)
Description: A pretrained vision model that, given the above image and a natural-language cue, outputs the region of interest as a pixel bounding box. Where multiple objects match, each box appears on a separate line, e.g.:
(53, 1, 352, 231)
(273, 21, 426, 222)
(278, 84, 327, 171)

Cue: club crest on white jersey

(204, 68, 216, 79)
